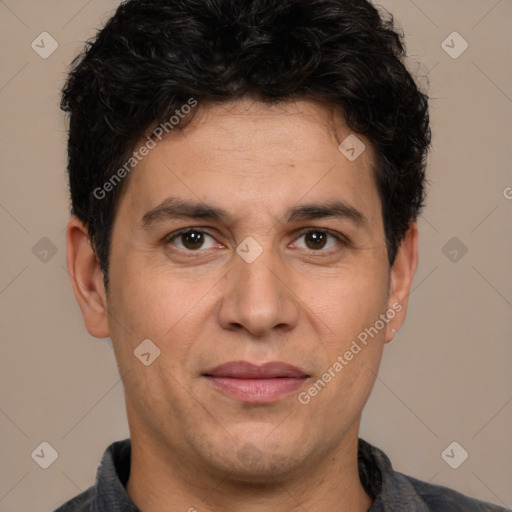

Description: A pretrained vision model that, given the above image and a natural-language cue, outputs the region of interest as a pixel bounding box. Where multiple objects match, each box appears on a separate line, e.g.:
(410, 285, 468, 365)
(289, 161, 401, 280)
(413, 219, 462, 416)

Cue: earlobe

(385, 222, 418, 343)
(66, 216, 110, 338)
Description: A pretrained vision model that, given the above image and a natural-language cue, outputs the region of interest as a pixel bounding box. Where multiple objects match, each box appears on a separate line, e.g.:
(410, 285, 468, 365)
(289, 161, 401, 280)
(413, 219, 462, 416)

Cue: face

(69, 99, 415, 483)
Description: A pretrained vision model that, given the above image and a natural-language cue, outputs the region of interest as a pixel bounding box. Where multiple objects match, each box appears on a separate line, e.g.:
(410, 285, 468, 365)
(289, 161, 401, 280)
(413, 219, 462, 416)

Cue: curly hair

(61, 0, 431, 290)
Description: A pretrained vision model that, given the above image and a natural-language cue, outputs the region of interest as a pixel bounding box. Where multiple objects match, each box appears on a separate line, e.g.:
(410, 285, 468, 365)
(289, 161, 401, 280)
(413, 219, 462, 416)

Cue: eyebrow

(141, 196, 367, 229)
(287, 201, 367, 226)
(141, 197, 229, 227)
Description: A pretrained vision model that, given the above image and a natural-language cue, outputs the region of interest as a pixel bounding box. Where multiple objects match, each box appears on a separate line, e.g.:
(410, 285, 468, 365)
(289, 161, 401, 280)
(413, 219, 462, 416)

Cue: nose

(217, 247, 299, 338)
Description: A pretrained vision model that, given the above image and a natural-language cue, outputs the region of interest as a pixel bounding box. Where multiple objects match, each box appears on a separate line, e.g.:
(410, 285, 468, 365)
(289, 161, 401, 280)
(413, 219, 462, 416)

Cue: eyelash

(163, 227, 350, 254)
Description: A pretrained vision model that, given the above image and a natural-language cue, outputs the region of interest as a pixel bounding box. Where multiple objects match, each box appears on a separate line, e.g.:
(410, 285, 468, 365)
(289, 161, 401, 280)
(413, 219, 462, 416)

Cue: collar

(89, 437, 430, 512)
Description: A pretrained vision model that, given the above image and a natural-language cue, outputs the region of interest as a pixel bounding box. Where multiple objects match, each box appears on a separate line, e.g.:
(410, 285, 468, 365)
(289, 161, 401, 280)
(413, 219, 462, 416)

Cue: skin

(66, 99, 418, 512)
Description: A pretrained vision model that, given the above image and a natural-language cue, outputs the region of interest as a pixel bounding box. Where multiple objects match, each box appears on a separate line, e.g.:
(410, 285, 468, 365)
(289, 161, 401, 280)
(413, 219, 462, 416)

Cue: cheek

(107, 255, 223, 369)
(299, 264, 388, 401)
(106, 265, 214, 411)
(299, 297, 386, 431)
(300, 264, 389, 340)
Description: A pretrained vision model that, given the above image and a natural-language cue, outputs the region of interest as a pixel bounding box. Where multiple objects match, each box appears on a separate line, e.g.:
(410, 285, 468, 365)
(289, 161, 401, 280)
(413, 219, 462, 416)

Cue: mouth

(203, 361, 309, 403)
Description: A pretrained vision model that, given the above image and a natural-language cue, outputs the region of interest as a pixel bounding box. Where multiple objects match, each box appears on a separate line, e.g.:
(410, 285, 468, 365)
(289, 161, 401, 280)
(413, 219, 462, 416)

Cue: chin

(220, 452, 308, 485)
(198, 434, 315, 484)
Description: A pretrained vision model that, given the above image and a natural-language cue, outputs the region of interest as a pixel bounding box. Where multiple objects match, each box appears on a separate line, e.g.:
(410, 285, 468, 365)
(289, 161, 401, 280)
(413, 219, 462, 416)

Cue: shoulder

(358, 439, 509, 512)
(396, 472, 510, 512)
(53, 486, 94, 512)
(52, 438, 136, 512)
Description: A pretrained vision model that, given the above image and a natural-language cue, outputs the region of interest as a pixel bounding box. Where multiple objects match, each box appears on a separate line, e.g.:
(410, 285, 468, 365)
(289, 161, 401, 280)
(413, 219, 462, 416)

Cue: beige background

(0, 0, 511, 511)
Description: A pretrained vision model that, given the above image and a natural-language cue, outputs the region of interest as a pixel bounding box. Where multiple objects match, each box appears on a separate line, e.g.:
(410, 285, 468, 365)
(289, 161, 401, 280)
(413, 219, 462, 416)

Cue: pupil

(306, 232, 326, 250)
(183, 231, 204, 249)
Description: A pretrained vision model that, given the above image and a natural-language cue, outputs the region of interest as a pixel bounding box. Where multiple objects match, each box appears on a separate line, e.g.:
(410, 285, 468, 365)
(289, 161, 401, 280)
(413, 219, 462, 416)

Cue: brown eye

(293, 230, 342, 252)
(167, 229, 217, 251)
(181, 231, 205, 250)
(304, 231, 327, 250)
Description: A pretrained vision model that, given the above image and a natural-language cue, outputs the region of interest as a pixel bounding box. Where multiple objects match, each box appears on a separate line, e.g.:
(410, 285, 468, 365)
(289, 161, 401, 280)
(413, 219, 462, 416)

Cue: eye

(166, 229, 218, 251)
(293, 229, 344, 251)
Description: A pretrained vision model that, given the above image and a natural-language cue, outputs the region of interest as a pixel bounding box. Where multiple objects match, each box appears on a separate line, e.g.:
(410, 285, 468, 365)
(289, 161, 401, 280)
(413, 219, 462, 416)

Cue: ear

(384, 222, 418, 343)
(66, 216, 110, 338)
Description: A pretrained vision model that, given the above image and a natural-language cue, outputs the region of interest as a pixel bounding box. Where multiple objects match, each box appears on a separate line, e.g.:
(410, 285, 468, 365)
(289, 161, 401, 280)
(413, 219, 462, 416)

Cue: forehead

(115, 98, 382, 228)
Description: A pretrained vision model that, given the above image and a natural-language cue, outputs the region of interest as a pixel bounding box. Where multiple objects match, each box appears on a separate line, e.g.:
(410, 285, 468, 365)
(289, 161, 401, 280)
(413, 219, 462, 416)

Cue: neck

(126, 423, 373, 512)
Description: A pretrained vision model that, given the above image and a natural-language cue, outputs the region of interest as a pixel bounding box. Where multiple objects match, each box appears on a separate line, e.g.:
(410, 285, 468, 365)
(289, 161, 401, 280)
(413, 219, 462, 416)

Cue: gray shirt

(54, 438, 510, 511)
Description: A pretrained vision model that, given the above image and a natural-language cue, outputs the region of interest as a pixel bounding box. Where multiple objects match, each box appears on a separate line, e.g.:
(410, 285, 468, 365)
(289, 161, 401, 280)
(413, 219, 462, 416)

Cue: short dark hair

(61, 0, 431, 290)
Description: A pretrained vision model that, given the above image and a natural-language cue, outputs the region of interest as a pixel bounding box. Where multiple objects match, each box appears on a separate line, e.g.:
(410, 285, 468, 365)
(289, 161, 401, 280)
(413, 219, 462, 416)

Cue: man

(56, 0, 508, 510)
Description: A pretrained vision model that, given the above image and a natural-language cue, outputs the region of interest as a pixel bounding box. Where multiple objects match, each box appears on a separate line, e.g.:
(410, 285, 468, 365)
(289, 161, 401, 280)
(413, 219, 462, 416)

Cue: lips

(203, 361, 309, 403)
